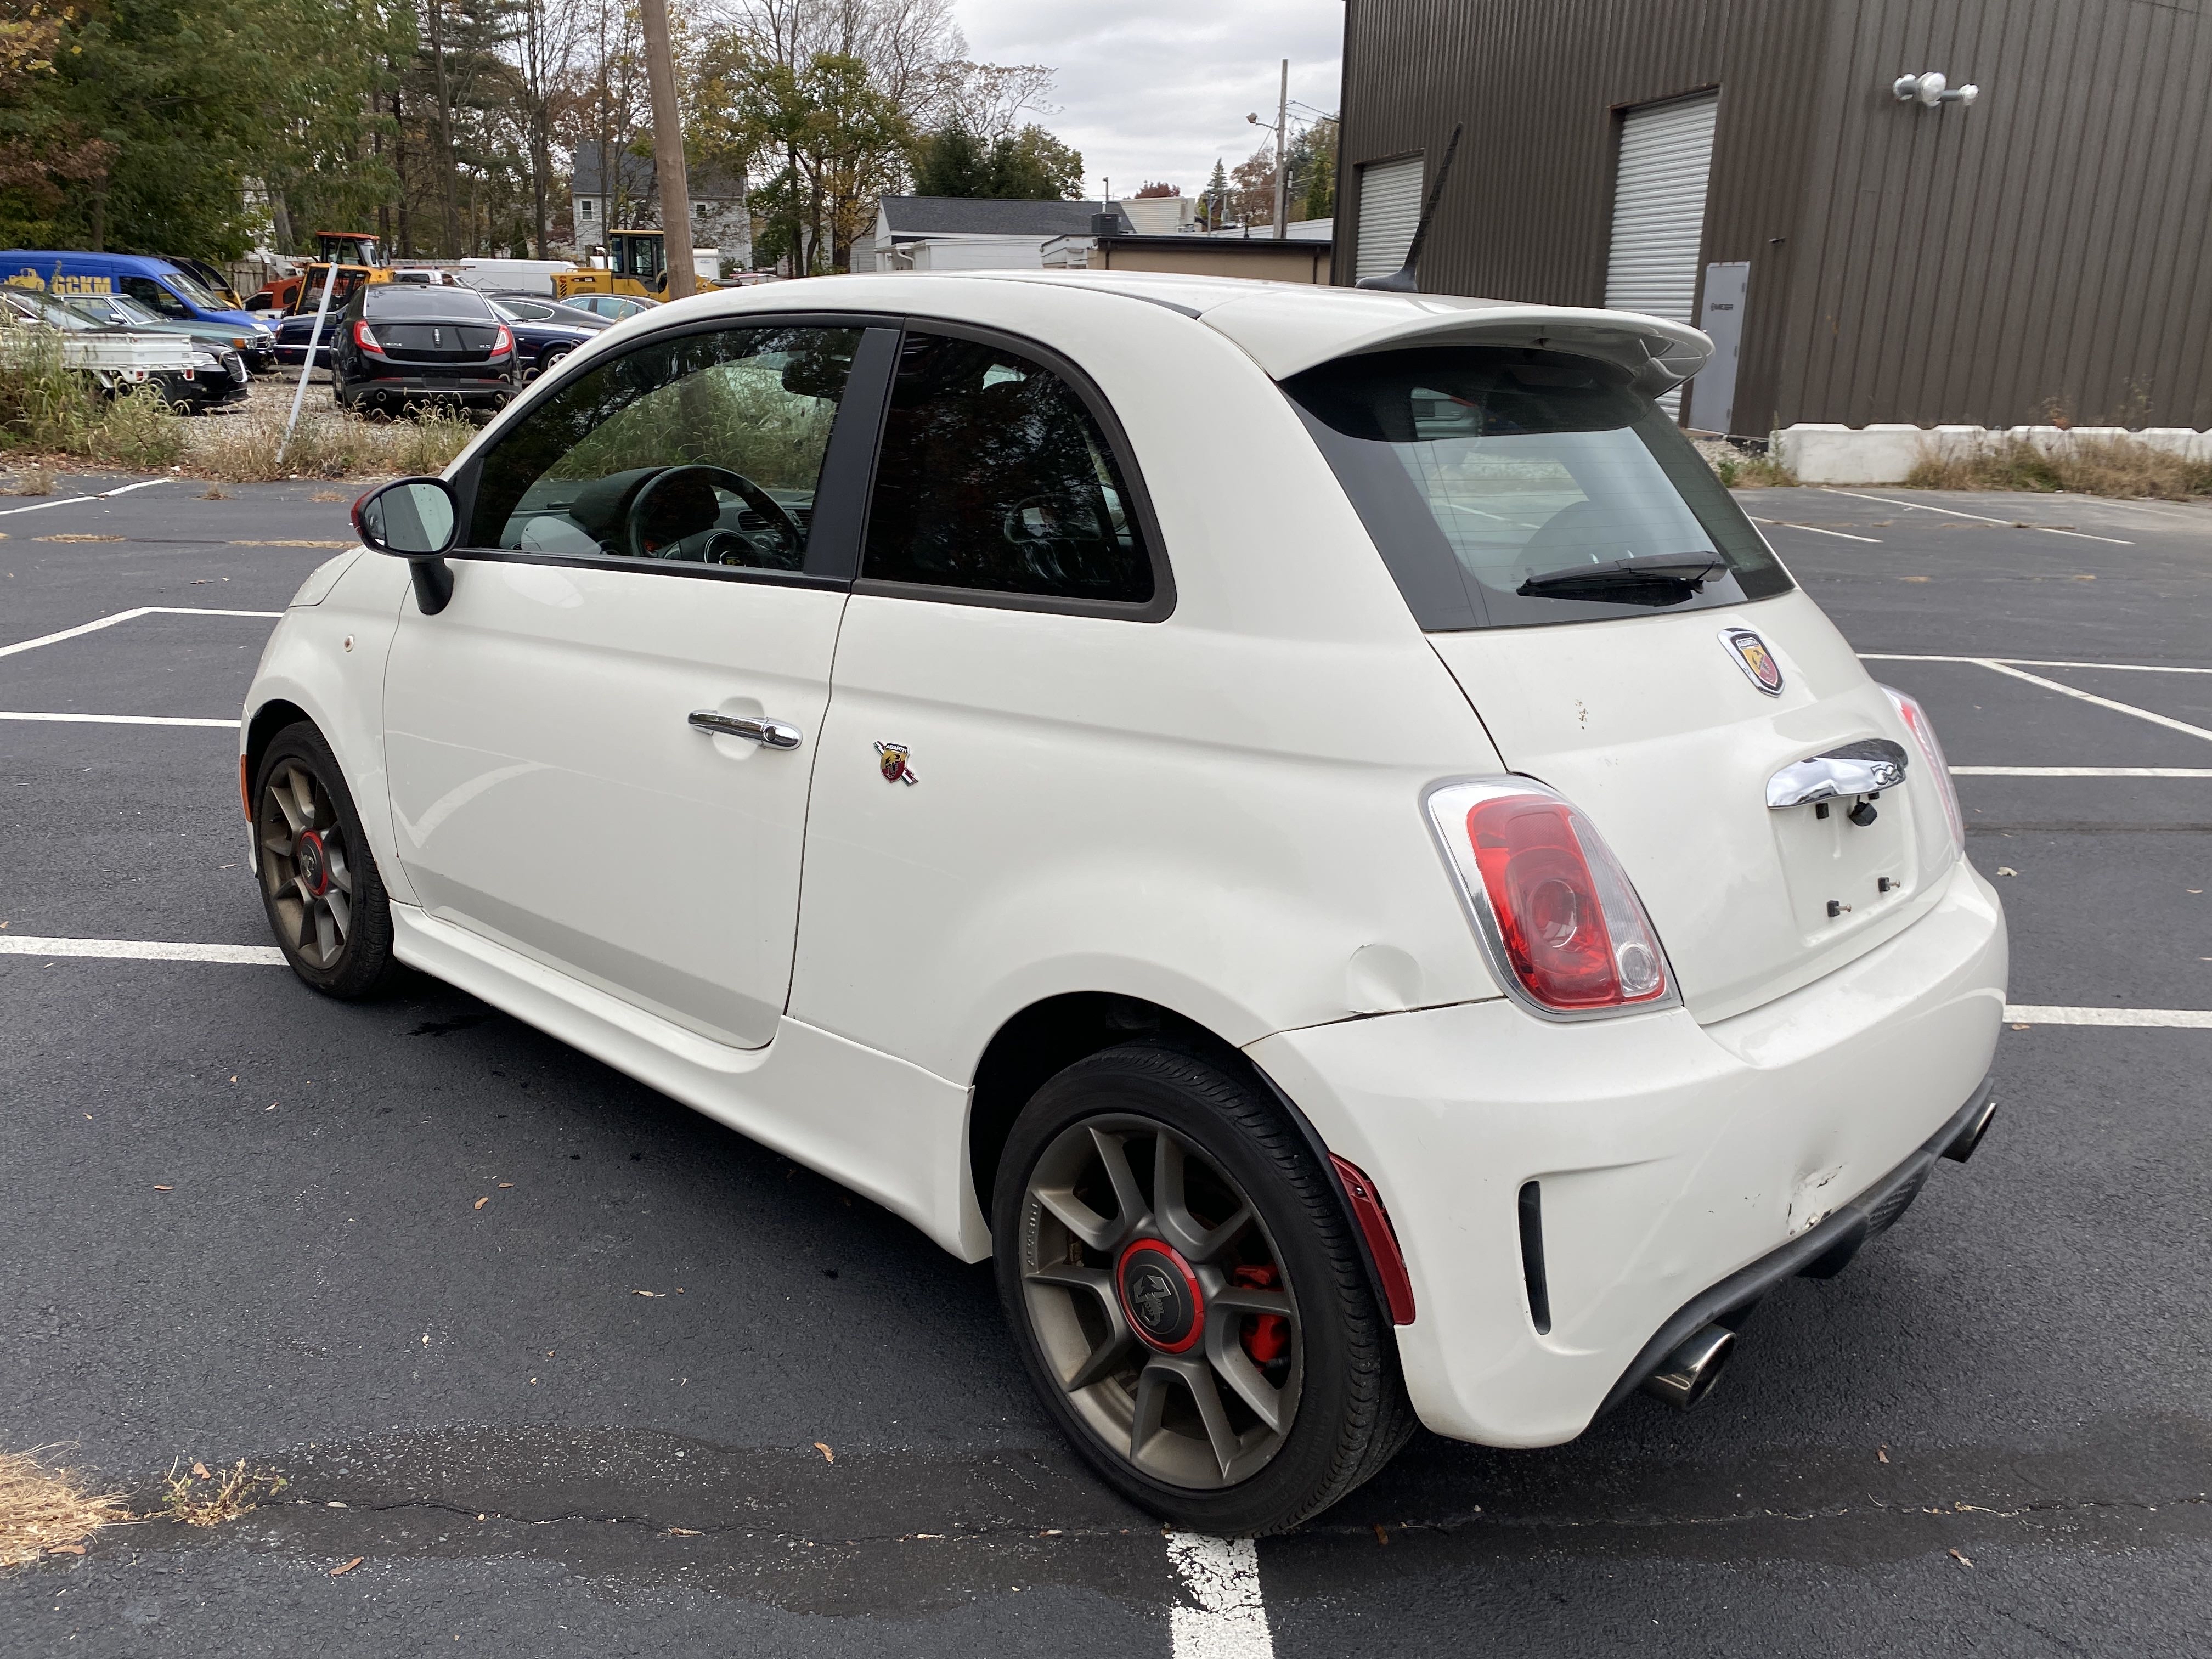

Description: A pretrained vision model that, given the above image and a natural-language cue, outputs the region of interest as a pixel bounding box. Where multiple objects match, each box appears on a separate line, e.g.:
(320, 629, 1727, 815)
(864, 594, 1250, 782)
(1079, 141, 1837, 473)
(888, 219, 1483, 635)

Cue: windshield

(1284, 346, 1792, 631)
(159, 268, 228, 311)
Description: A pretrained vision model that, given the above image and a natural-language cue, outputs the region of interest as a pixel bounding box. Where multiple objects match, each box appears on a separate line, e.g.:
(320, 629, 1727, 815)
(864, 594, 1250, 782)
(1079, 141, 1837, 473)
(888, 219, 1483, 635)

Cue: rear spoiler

(1200, 292, 1713, 400)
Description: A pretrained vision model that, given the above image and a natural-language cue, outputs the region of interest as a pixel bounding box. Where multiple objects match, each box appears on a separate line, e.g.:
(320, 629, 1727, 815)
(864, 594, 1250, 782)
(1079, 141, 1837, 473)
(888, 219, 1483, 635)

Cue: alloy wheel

(257, 758, 354, 969)
(1018, 1114, 1301, 1489)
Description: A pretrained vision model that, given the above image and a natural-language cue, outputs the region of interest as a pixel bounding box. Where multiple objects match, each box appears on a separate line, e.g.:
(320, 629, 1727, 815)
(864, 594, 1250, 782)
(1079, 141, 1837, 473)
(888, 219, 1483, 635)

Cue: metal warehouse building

(1333, 0, 2212, 438)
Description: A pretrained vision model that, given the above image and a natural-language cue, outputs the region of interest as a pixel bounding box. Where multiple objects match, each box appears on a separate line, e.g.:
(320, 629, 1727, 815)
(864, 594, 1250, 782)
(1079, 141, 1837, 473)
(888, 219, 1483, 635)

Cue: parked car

(330, 282, 517, 412)
(558, 291, 658, 322)
(0, 286, 246, 411)
(240, 273, 2006, 1536)
(483, 295, 607, 380)
(0, 250, 268, 333)
(63, 291, 278, 373)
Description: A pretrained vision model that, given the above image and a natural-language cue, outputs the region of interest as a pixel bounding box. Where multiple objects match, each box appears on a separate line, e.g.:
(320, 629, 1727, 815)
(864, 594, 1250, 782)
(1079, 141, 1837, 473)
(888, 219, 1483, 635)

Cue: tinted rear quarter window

(1285, 346, 1791, 630)
(862, 330, 1153, 606)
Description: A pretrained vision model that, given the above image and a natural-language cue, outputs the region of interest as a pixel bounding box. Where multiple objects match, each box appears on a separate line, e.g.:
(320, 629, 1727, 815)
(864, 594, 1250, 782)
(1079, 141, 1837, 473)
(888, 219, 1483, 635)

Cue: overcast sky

(955, 0, 1345, 202)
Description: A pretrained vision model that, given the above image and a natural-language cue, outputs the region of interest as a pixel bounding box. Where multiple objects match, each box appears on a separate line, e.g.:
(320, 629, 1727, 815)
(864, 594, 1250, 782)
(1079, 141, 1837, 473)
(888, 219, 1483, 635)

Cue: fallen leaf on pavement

(153, 1186, 172, 1192)
(497, 1182, 514, 1189)
(473, 1197, 489, 1210)
(668, 1527, 703, 1537)
(191, 1462, 211, 1480)
(633, 1289, 663, 1297)
(1877, 1446, 1889, 1464)
(2011, 1022, 2032, 1030)
(46, 1543, 85, 1555)
(813, 1442, 834, 1464)
(1373, 1523, 1390, 1545)
(330, 1556, 363, 1577)
(1948, 1548, 1973, 1567)
(1995, 866, 2018, 877)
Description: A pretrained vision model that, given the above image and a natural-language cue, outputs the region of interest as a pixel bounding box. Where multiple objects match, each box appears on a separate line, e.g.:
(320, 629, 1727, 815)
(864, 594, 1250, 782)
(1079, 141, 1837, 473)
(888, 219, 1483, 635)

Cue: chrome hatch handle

(1767, 739, 1908, 809)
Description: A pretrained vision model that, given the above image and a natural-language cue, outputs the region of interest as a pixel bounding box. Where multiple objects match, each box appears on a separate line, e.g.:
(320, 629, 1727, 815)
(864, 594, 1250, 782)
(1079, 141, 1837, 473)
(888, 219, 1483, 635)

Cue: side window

(468, 325, 861, 570)
(121, 278, 189, 319)
(862, 331, 1153, 605)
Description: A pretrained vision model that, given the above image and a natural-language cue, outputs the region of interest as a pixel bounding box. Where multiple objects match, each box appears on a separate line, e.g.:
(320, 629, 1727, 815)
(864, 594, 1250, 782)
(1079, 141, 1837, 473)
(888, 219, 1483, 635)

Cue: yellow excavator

(249, 231, 393, 315)
(554, 229, 670, 301)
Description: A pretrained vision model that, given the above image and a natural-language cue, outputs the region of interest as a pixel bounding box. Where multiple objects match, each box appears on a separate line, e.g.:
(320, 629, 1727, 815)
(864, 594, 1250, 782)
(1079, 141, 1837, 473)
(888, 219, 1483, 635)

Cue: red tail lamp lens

(1882, 685, 1965, 854)
(1431, 783, 1671, 1013)
(492, 324, 515, 357)
(352, 319, 384, 356)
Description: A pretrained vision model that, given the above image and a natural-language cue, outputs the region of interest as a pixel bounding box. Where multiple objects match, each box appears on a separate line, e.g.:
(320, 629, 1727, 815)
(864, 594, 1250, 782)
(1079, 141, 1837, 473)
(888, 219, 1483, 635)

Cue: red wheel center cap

(1116, 1239, 1204, 1353)
(297, 830, 330, 895)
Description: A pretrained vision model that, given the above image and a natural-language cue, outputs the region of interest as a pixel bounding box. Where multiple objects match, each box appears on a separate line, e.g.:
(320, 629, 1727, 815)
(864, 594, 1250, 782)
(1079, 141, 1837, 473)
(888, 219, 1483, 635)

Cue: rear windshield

(365, 286, 495, 319)
(1284, 346, 1792, 630)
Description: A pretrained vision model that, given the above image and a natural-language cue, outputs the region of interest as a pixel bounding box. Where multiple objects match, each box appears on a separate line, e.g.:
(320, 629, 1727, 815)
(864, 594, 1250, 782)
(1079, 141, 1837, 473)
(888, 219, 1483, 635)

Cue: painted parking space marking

(2005, 1005, 2212, 1029)
(0, 477, 167, 517)
(1974, 659, 2212, 743)
(1863, 653, 2212, 675)
(1951, 766, 2212, 777)
(1166, 1532, 1273, 1659)
(0, 711, 238, 727)
(0, 936, 284, 964)
(1750, 516, 1882, 543)
(0, 605, 281, 660)
(1817, 487, 2134, 544)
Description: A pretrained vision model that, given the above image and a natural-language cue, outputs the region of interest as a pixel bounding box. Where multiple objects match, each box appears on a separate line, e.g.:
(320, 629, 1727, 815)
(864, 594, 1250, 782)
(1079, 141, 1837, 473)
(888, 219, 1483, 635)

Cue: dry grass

(1908, 432, 2212, 499)
(187, 393, 475, 483)
(5, 465, 53, 494)
(1695, 438, 1799, 489)
(0, 1449, 128, 1567)
(157, 1458, 287, 1528)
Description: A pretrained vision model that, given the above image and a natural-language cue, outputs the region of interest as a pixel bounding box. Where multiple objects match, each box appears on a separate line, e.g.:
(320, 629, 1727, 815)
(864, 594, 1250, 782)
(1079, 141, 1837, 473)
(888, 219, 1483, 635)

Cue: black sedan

(331, 284, 517, 412)
(483, 295, 609, 380)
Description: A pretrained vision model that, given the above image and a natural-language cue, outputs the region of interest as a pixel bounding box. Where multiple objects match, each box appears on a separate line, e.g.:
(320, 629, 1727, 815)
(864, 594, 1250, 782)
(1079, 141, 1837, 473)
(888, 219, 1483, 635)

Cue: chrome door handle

(1767, 738, 1908, 808)
(689, 710, 803, 750)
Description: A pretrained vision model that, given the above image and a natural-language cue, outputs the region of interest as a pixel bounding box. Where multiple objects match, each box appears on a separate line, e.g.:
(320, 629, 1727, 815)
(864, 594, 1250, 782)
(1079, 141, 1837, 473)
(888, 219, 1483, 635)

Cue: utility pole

(637, 0, 696, 298)
(1273, 60, 1289, 239)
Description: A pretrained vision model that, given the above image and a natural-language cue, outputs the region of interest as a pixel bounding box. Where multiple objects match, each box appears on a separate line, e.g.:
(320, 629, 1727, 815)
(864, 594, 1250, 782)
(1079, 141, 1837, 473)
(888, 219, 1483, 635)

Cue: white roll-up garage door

(1355, 155, 1424, 282)
(1605, 94, 1718, 418)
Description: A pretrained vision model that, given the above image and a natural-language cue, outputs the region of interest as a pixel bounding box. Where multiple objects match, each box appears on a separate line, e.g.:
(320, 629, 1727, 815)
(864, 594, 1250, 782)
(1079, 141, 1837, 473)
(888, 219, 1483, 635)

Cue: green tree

(909, 118, 1081, 200)
(1299, 117, 1335, 220)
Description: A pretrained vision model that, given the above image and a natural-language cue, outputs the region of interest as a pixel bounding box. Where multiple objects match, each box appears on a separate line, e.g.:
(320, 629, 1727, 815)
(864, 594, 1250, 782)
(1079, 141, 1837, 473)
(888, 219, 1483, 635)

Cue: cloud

(953, 0, 1342, 198)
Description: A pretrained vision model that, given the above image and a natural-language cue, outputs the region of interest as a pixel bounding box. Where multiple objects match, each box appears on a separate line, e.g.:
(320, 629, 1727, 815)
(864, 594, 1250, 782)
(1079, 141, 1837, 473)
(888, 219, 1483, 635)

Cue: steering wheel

(623, 464, 806, 567)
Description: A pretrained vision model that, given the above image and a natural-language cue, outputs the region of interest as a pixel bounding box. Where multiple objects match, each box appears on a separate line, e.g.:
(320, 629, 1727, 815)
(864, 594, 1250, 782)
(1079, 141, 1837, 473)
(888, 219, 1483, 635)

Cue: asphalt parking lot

(2, 474, 2208, 1656)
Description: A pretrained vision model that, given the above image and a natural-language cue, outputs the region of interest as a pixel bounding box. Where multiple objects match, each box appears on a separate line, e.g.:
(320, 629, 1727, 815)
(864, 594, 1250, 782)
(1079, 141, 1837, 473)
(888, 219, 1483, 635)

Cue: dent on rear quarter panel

(245, 550, 417, 906)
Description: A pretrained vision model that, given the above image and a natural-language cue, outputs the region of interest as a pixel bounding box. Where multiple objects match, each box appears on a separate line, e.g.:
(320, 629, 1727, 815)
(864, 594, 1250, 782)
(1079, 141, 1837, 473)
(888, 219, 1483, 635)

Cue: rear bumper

(343, 370, 512, 404)
(1246, 855, 2007, 1447)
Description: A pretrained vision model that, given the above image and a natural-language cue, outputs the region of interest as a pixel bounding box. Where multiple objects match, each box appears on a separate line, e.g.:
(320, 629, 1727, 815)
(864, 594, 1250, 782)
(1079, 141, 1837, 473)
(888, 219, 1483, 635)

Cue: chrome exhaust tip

(1639, 1323, 1736, 1410)
(1943, 1097, 1998, 1163)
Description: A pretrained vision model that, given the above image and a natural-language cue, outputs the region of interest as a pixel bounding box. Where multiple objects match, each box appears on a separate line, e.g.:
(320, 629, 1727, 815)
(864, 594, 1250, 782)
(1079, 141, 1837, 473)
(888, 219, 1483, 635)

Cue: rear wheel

(993, 1043, 1414, 1534)
(253, 722, 397, 998)
(535, 344, 573, 381)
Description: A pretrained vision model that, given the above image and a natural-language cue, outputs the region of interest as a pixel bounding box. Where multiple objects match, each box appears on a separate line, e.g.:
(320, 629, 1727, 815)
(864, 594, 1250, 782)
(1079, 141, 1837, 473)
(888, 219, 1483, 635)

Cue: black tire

(252, 721, 397, 999)
(993, 1042, 1415, 1534)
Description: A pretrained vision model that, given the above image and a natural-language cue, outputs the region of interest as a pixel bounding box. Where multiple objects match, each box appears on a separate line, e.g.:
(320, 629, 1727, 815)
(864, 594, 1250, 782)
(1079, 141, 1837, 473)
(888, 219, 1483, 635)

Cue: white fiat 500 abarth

(242, 272, 2006, 1534)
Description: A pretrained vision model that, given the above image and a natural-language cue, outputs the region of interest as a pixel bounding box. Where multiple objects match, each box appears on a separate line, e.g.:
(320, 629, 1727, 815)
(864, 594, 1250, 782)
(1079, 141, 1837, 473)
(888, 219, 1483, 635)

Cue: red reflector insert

(239, 754, 251, 820)
(1330, 1155, 1415, 1325)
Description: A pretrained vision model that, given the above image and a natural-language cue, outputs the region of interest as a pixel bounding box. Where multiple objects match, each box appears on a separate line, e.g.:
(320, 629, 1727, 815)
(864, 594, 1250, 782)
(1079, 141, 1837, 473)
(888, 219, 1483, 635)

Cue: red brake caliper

(1232, 1264, 1289, 1365)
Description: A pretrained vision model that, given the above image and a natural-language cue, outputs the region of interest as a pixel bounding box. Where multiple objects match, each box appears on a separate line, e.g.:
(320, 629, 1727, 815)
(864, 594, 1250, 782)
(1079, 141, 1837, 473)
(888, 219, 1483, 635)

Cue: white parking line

(0, 936, 284, 964)
(1750, 516, 1882, 543)
(1165, 1533, 1273, 1659)
(0, 477, 167, 517)
(1816, 487, 2134, 544)
(1863, 653, 2212, 675)
(1974, 659, 2212, 743)
(0, 605, 281, 660)
(0, 712, 238, 727)
(2006, 1005, 2212, 1029)
(1951, 766, 2212, 777)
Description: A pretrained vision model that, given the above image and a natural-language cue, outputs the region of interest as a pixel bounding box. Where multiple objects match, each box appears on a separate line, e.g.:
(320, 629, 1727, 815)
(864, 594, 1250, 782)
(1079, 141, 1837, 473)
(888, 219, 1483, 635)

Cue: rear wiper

(1516, 553, 1727, 604)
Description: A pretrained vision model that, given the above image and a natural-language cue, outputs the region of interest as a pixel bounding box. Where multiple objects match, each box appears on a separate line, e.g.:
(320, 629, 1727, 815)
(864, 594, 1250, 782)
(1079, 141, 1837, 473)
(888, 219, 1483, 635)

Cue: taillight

(492, 323, 514, 357)
(352, 319, 386, 356)
(1426, 779, 1674, 1016)
(1882, 685, 1965, 855)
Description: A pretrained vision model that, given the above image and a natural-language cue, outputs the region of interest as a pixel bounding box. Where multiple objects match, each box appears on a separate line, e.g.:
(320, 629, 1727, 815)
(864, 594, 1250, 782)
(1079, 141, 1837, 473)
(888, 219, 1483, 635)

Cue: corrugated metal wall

(1336, 0, 2212, 431)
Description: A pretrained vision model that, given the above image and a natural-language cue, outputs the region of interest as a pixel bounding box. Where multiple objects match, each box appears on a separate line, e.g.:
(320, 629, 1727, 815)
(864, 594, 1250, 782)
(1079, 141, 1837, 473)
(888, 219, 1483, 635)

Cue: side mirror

(353, 476, 460, 614)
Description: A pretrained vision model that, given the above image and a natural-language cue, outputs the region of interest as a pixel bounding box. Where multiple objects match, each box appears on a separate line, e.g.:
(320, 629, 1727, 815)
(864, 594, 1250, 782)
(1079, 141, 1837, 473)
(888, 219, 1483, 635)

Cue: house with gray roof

(858, 196, 1134, 272)
(569, 143, 751, 270)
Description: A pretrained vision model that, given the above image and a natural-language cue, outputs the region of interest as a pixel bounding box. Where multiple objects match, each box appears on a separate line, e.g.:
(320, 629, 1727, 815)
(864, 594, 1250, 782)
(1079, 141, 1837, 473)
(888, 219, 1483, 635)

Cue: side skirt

(390, 904, 991, 1260)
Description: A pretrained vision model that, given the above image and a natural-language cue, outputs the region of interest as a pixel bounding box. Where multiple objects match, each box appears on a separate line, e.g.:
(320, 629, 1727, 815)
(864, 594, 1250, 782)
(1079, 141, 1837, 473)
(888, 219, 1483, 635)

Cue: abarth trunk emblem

(874, 741, 918, 785)
(1720, 627, 1784, 695)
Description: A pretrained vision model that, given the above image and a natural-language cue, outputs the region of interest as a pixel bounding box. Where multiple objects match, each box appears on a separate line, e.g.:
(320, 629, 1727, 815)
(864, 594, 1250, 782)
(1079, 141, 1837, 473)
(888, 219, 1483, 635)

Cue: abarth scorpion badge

(874, 741, 918, 785)
(1720, 627, 1785, 695)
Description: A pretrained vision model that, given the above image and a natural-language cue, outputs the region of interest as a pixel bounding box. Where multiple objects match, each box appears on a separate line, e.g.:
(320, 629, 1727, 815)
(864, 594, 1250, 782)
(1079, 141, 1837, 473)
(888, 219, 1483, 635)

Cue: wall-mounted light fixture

(1893, 71, 1979, 108)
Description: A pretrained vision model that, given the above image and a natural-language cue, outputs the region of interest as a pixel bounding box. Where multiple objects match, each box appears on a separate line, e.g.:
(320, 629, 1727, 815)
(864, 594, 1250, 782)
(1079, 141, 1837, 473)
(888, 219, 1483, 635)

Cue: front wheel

(993, 1043, 1414, 1534)
(253, 722, 397, 998)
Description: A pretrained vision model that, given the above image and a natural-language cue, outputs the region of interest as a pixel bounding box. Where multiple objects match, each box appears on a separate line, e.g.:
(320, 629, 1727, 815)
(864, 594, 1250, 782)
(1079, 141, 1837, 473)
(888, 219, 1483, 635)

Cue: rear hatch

(1284, 342, 1957, 1023)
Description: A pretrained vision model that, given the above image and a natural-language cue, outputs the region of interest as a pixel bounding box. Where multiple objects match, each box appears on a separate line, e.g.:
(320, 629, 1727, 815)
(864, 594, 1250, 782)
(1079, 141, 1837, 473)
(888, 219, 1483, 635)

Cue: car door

(383, 317, 896, 1047)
